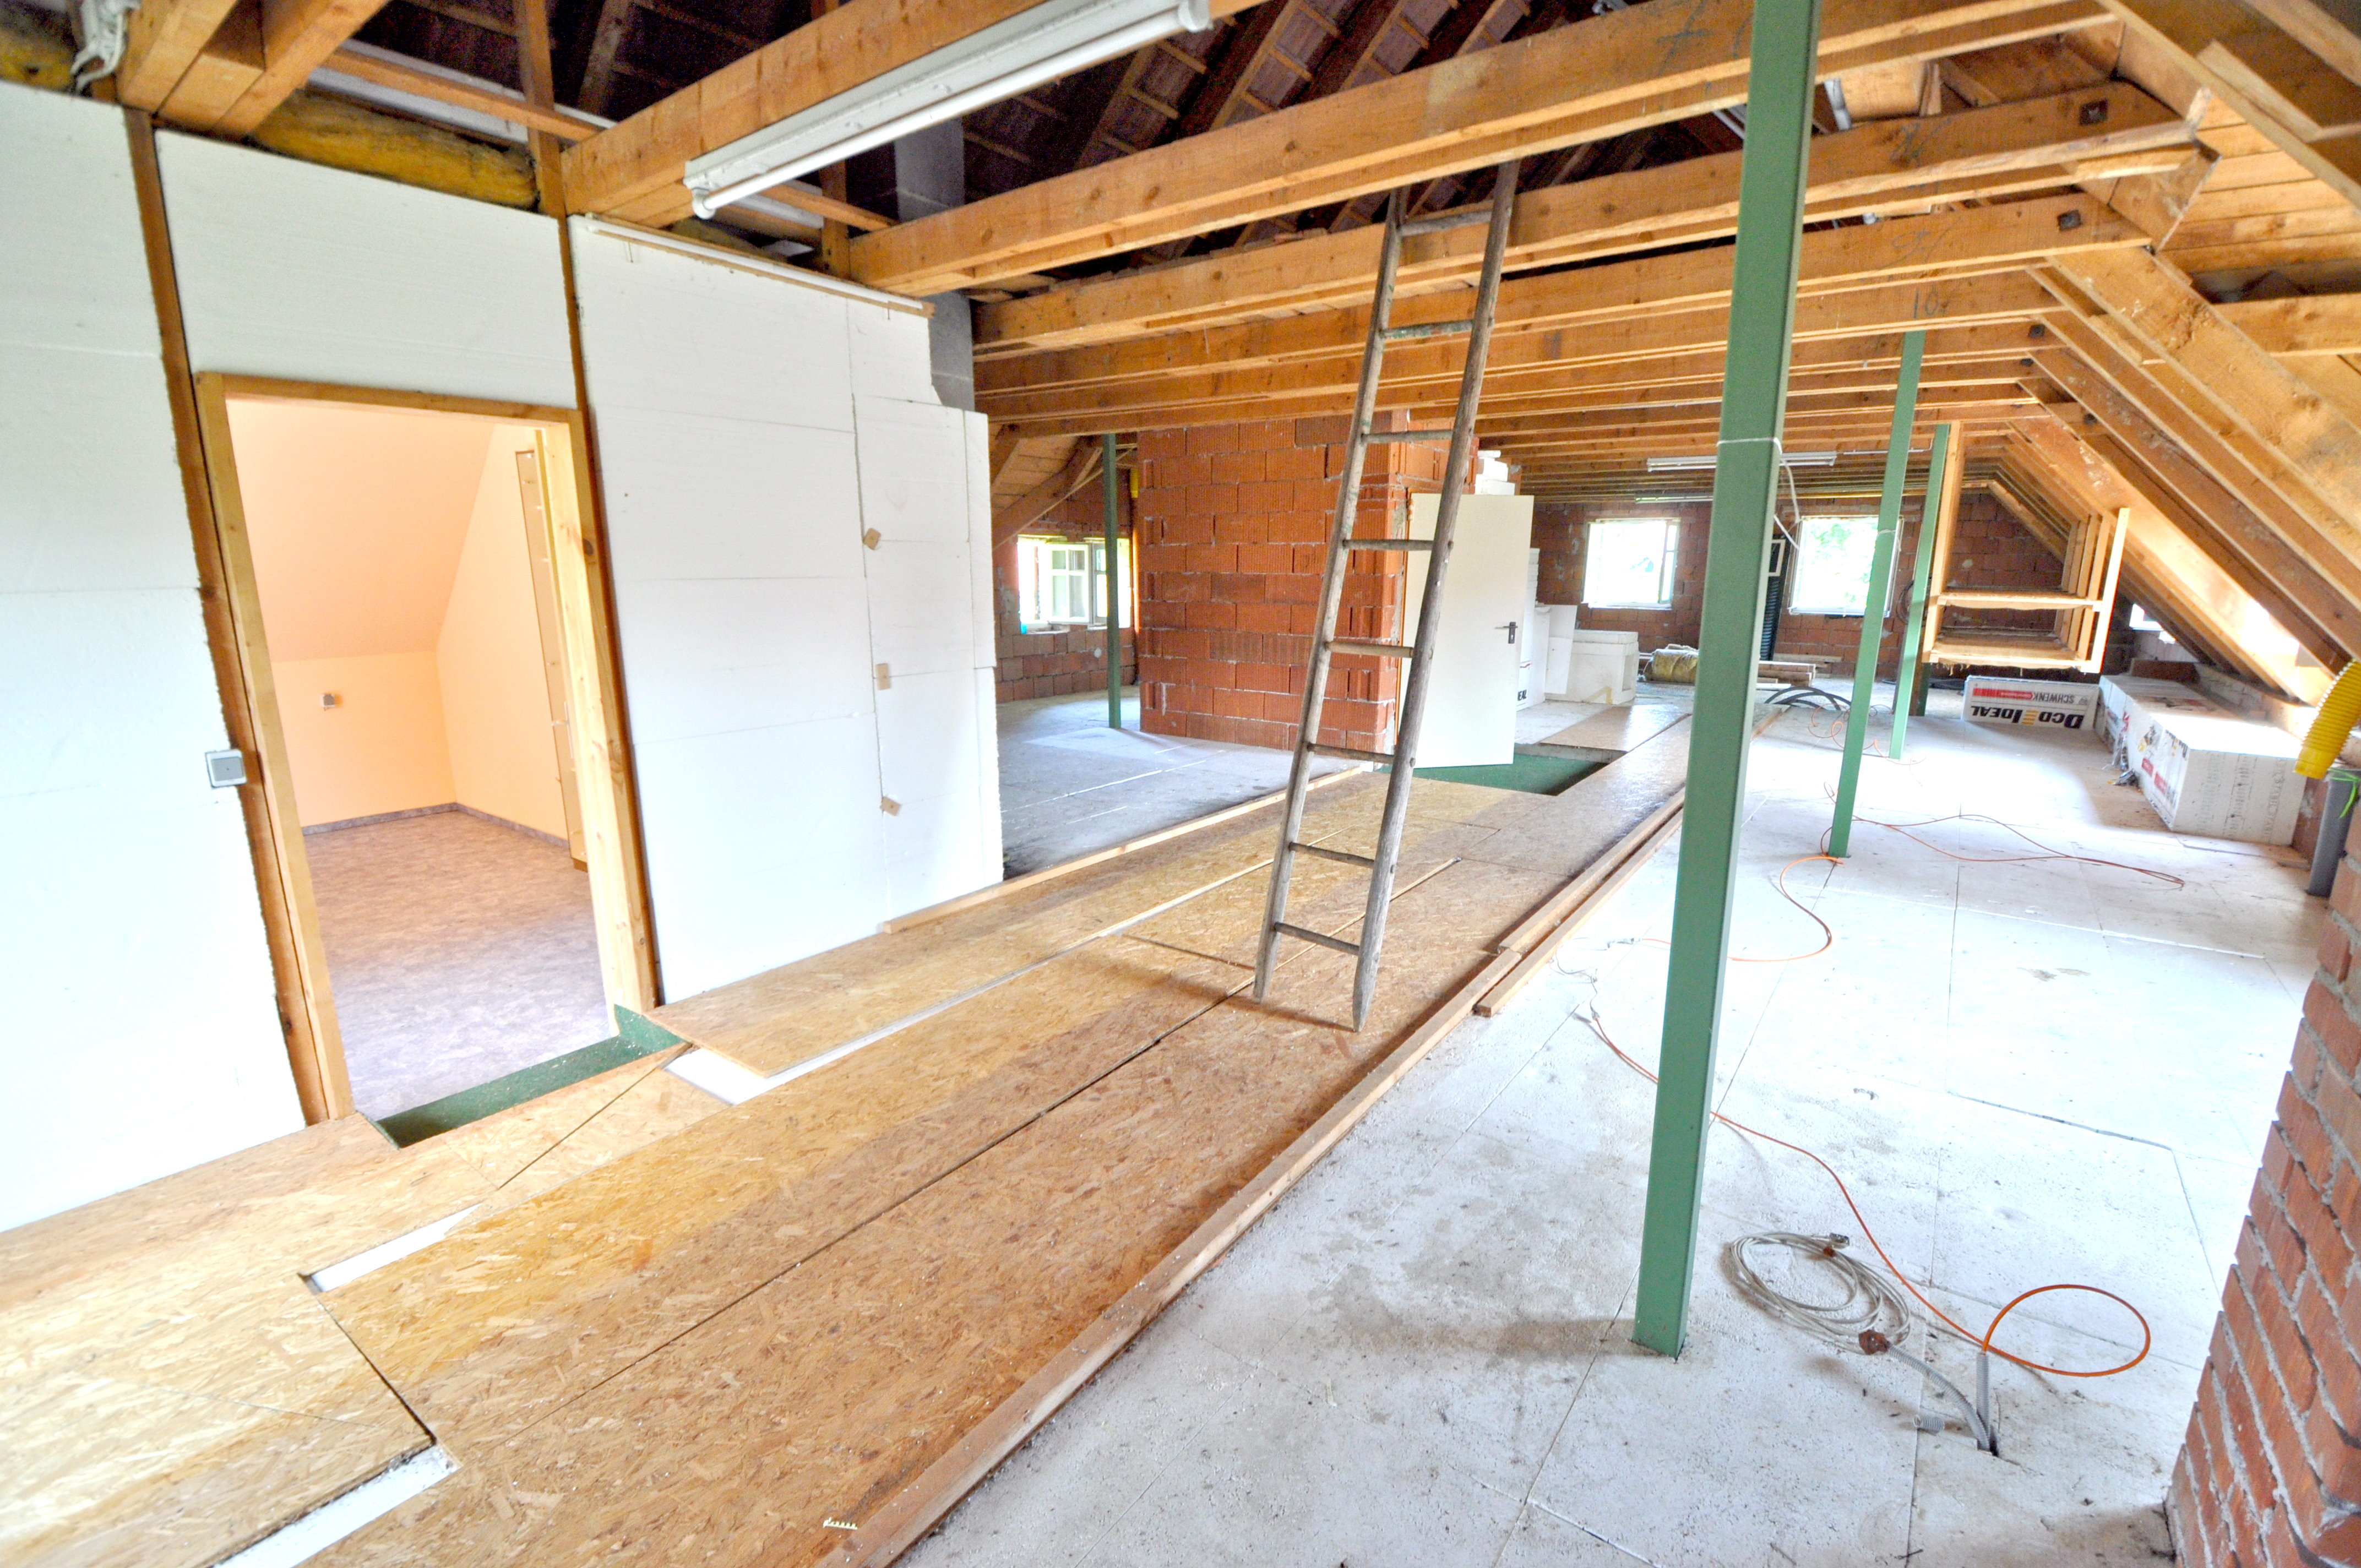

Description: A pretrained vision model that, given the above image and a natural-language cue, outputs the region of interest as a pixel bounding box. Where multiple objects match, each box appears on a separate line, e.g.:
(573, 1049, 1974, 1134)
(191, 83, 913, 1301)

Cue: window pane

(1791, 516, 1880, 614)
(1584, 519, 1674, 606)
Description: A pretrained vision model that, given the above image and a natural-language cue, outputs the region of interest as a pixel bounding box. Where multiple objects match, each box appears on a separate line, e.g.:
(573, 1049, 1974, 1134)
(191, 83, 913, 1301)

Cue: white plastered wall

(570, 224, 998, 1000)
(0, 88, 303, 1229)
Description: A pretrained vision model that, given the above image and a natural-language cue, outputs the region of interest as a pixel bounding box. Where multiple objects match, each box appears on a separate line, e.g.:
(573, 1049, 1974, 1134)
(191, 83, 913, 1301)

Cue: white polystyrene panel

(630, 717, 886, 998)
(969, 665, 1004, 878)
(864, 541, 983, 678)
(0, 94, 160, 359)
(0, 88, 301, 1228)
(875, 670, 984, 917)
(848, 304, 941, 404)
(570, 221, 901, 997)
(159, 133, 574, 406)
(609, 576, 878, 745)
(855, 396, 973, 543)
(963, 413, 997, 673)
(571, 222, 855, 429)
(592, 411, 862, 584)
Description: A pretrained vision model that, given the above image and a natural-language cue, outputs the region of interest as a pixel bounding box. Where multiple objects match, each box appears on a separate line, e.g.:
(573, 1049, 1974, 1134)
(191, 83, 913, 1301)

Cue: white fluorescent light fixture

(686, 0, 1211, 218)
(1644, 451, 1839, 472)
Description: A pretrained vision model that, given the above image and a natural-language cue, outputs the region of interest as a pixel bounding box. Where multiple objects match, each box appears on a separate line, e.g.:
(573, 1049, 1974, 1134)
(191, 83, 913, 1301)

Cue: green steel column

(1633, 0, 1822, 1359)
(1104, 431, 1122, 728)
(1888, 422, 1952, 759)
(1826, 330, 1924, 858)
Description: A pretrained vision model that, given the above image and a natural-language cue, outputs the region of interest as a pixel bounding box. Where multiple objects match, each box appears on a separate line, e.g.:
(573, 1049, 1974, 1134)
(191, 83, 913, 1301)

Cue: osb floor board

(652, 781, 1393, 1077)
(3, 1369, 426, 1568)
(420, 1044, 710, 1193)
(1542, 702, 1689, 753)
(1130, 846, 1460, 968)
(0, 1116, 501, 1568)
(326, 936, 1258, 1457)
(313, 863, 1531, 1567)
(1462, 718, 1695, 877)
(460, 1062, 728, 1223)
(0, 1115, 398, 1314)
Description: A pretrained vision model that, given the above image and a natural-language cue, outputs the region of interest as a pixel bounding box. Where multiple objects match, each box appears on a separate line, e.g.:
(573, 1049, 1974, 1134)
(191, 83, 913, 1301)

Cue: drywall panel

(438, 431, 567, 839)
(630, 719, 887, 998)
(274, 652, 456, 825)
(157, 133, 574, 407)
(0, 88, 302, 1229)
(570, 225, 856, 432)
(856, 396, 999, 917)
(570, 220, 891, 999)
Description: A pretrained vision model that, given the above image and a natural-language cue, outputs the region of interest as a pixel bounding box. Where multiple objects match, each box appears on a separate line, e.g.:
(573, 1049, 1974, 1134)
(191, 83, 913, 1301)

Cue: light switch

(320, 693, 341, 709)
(205, 749, 248, 788)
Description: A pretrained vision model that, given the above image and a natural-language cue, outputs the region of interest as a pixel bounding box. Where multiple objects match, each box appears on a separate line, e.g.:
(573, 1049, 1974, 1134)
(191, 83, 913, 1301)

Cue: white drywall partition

(156, 133, 574, 407)
(0, 88, 303, 1229)
(570, 223, 999, 997)
(857, 395, 1002, 914)
(570, 225, 882, 998)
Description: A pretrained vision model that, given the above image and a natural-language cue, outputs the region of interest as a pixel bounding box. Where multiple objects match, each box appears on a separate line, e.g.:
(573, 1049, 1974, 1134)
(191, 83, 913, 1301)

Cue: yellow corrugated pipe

(2298, 661, 2361, 778)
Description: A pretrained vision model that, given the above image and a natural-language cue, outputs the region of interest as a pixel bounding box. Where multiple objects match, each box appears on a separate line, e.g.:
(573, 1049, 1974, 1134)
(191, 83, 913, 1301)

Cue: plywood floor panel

(315, 865, 1520, 1567)
(2, 1372, 425, 1568)
(654, 780, 1397, 1077)
(327, 938, 1252, 1456)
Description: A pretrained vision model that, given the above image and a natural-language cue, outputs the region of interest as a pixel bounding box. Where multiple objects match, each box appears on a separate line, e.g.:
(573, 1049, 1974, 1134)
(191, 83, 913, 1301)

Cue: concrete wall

(0, 87, 304, 1231)
(2170, 850, 2361, 1565)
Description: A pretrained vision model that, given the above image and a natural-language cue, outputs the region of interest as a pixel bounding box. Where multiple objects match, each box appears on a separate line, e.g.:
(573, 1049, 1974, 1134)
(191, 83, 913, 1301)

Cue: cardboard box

(1962, 676, 2098, 733)
(2098, 675, 2304, 844)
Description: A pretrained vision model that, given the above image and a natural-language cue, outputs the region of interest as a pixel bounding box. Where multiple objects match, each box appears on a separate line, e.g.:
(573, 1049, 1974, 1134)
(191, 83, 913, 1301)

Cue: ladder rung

(1363, 429, 1455, 443)
(1272, 921, 1362, 956)
(1396, 210, 1491, 237)
(1342, 536, 1433, 550)
(1328, 639, 1416, 659)
(1380, 320, 1472, 342)
(1309, 742, 1395, 765)
(1291, 841, 1375, 868)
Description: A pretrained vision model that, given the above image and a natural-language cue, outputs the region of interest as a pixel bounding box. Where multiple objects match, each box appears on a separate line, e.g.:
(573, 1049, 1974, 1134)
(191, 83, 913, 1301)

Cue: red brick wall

(1132, 417, 1449, 752)
(993, 488, 1139, 703)
(1530, 489, 2057, 678)
(2172, 853, 2361, 1566)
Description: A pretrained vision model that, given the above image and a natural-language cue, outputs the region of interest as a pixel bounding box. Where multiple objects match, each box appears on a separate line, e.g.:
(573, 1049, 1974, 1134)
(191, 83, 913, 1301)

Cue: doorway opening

(193, 377, 652, 1126)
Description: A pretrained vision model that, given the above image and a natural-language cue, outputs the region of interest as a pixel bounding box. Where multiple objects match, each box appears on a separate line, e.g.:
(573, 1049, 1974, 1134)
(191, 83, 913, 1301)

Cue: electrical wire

(1727, 1231, 1910, 1349)
(1818, 799, 2188, 889)
(1576, 1000, 2152, 1379)
(1637, 854, 1836, 963)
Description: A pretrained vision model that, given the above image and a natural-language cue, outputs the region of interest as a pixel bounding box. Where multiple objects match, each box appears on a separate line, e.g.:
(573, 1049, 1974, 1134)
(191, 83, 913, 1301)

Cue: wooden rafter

(847, 0, 2112, 294)
(973, 85, 2189, 355)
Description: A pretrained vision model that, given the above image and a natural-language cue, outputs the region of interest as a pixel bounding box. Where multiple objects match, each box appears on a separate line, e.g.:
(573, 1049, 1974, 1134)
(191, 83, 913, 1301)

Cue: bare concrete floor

(911, 697, 2314, 1567)
(308, 809, 611, 1117)
(996, 690, 1348, 875)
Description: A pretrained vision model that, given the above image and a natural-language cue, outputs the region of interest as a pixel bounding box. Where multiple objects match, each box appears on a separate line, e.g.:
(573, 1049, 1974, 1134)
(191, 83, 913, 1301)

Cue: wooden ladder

(1252, 160, 1522, 1030)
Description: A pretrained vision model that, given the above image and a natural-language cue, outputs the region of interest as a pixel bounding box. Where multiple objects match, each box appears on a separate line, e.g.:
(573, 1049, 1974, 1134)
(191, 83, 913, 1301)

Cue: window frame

(1787, 514, 1887, 617)
(1016, 534, 1132, 633)
(1580, 517, 1680, 608)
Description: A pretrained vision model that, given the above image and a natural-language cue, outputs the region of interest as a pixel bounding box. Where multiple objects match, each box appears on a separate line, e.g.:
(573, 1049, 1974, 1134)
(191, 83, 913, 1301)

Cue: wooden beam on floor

(850, 0, 2111, 295)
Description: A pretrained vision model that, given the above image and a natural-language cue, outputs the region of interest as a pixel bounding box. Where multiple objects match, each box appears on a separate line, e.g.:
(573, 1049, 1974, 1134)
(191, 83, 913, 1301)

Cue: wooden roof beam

(564, 0, 1269, 226)
(975, 83, 2190, 355)
(850, 0, 2114, 294)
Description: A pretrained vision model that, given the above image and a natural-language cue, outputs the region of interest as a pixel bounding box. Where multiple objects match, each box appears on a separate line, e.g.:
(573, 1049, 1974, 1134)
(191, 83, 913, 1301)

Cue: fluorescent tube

(686, 0, 1211, 219)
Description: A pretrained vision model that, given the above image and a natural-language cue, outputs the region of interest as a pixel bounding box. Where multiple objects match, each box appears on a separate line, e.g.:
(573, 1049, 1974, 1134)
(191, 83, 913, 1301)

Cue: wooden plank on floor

(324, 935, 1255, 1457)
(1541, 704, 1691, 753)
(313, 857, 1551, 1565)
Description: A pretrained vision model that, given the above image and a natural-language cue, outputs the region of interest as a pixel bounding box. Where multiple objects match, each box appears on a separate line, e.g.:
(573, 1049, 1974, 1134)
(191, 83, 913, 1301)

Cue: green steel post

(1888, 422, 1952, 759)
(1104, 431, 1122, 728)
(1632, 0, 1822, 1359)
(1826, 330, 1924, 858)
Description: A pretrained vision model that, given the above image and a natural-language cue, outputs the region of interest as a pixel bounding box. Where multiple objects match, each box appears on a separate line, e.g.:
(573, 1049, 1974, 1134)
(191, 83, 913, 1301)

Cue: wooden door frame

(188, 372, 657, 1122)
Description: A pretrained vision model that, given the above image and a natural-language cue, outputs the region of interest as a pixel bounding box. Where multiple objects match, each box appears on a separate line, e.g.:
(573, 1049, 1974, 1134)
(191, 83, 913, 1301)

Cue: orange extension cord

(1587, 810, 2166, 1378)
(1581, 1004, 2153, 1379)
